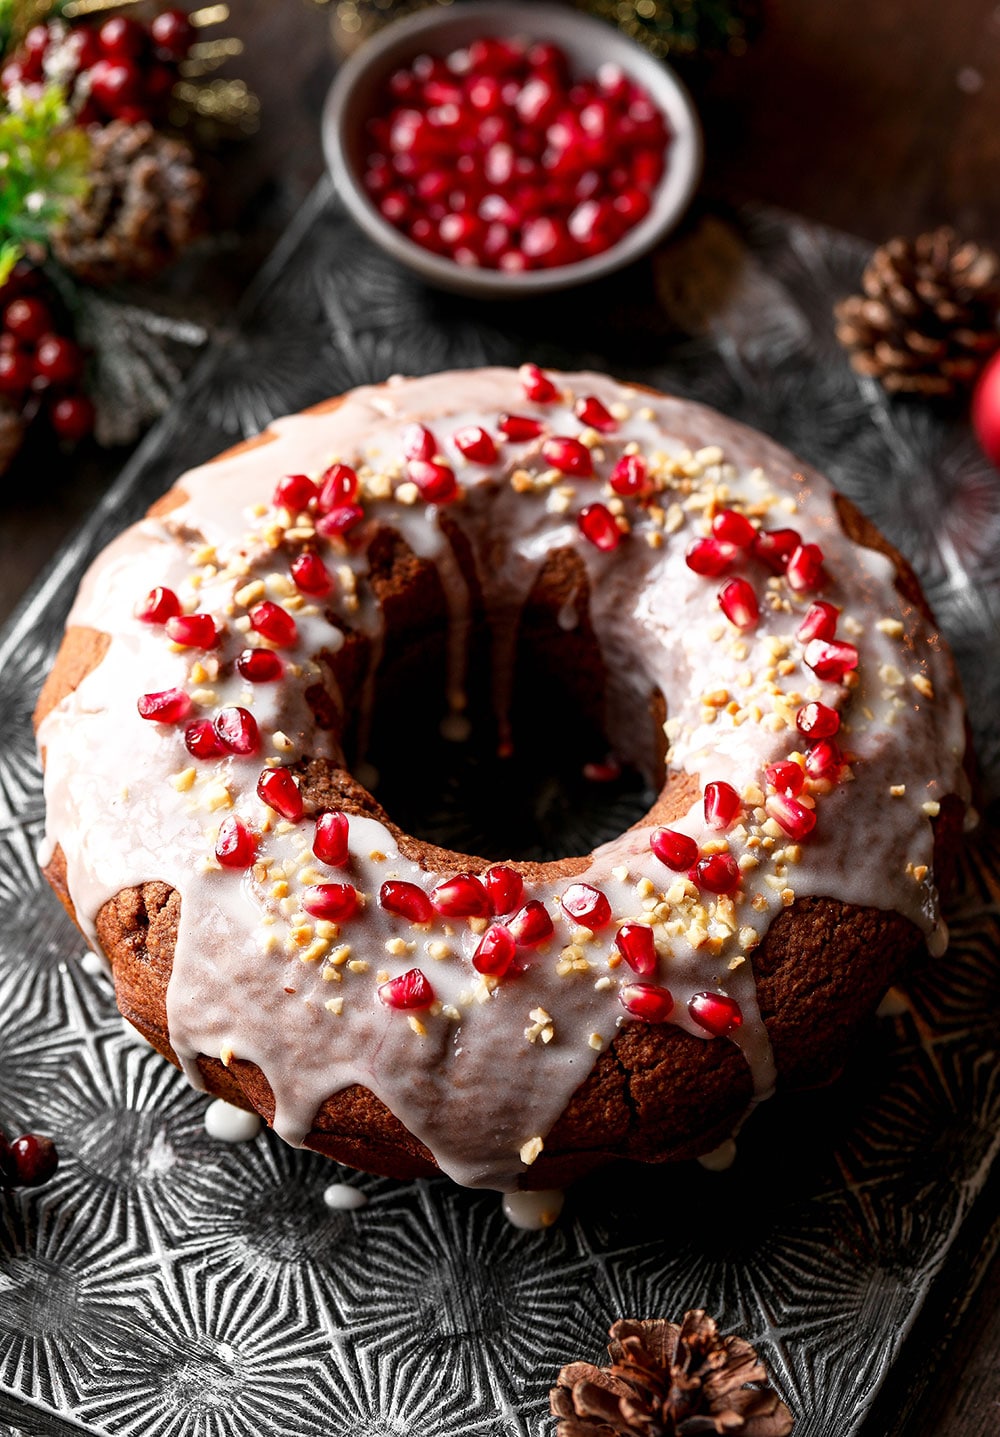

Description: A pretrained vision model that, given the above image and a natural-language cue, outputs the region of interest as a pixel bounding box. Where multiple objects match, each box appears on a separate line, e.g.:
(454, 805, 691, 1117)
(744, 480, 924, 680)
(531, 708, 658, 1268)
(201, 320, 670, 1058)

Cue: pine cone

(52, 121, 205, 287)
(834, 227, 1000, 397)
(0, 398, 26, 477)
(550, 1312, 794, 1436)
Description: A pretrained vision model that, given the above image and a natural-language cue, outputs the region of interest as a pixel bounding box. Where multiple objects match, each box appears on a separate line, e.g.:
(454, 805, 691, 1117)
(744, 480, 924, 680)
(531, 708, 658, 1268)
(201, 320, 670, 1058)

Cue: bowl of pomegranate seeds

(323, 1, 701, 296)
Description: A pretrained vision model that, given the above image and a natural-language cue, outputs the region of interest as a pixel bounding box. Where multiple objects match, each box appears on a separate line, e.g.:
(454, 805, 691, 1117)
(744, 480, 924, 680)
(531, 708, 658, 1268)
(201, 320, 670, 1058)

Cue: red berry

(507, 899, 554, 945)
(185, 718, 225, 759)
(453, 425, 498, 464)
(98, 15, 146, 57)
(690, 853, 741, 895)
(88, 56, 142, 113)
(237, 648, 283, 683)
(431, 872, 491, 918)
(214, 706, 259, 756)
(290, 551, 332, 596)
(498, 413, 545, 442)
(136, 586, 181, 624)
(314, 811, 350, 866)
(578, 503, 621, 552)
(542, 436, 593, 476)
(249, 601, 298, 647)
(614, 922, 656, 975)
(8, 1133, 58, 1187)
(519, 363, 559, 403)
(380, 879, 433, 924)
(273, 473, 317, 511)
(49, 393, 94, 442)
(33, 333, 82, 386)
(378, 968, 435, 1010)
(704, 780, 740, 830)
(689, 991, 743, 1037)
(650, 828, 698, 870)
(302, 883, 359, 922)
(137, 688, 191, 723)
(484, 864, 523, 913)
(473, 923, 516, 976)
(0, 349, 33, 396)
(166, 613, 219, 649)
(257, 767, 303, 821)
(3, 296, 51, 343)
(620, 982, 674, 1023)
(560, 882, 612, 930)
(215, 815, 257, 869)
(150, 8, 194, 60)
(317, 463, 359, 510)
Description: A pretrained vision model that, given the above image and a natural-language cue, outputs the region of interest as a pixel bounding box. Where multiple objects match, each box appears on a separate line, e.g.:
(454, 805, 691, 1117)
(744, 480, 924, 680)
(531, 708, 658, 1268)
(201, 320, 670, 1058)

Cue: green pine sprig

(0, 82, 91, 284)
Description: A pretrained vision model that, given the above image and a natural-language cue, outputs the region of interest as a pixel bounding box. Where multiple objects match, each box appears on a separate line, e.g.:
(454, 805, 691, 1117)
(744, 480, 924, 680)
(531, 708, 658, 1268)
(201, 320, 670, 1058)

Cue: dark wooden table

(4, 1, 999, 1429)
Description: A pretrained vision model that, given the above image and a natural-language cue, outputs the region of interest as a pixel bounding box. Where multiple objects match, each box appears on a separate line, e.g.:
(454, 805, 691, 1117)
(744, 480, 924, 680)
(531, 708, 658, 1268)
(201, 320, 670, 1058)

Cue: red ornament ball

(972, 349, 1000, 468)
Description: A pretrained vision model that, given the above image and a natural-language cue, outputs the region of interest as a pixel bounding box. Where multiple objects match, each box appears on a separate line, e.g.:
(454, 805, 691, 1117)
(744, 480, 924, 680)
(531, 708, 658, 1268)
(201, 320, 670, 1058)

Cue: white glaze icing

(697, 1139, 737, 1172)
(37, 368, 967, 1191)
(502, 1189, 565, 1229)
(204, 1098, 262, 1143)
(323, 1182, 369, 1211)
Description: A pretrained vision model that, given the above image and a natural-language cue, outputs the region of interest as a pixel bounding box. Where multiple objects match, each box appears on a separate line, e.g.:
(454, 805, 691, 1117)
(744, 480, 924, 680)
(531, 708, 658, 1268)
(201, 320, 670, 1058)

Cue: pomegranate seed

(402, 423, 437, 461)
(753, 527, 801, 573)
(614, 923, 656, 975)
(408, 458, 458, 503)
(7, 1132, 58, 1187)
(797, 600, 840, 643)
(805, 737, 845, 781)
(499, 413, 544, 441)
(650, 828, 699, 870)
(583, 758, 621, 782)
(786, 542, 826, 592)
(689, 991, 743, 1037)
(574, 395, 617, 432)
(316, 503, 365, 538)
(718, 577, 759, 630)
(137, 688, 191, 724)
(561, 882, 612, 930)
(685, 537, 736, 577)
(314, 810, 350, 865)
(712, 509, 756, 548)
(453, 425, 498, 464)
(166, 613, 218, 649)
(508, 900, 554, 945)
(765, 760, 804, 796)
(766, 793, 817, 840)
(290, 551, 333, 596)
(380, 880, 434, 924)
(215, 815, 257, 869)
(185, 719, 225, 759)
(578, 503, 621, 552)
(302, 883, 359, 922)
(704, 780, 741, 829)
(135, 586, 180, 624)
(796, 701, 841, 739)
(519, 363, 559, 403)
(317, 463, 359, 510)
(431, 872, 491, 918)
(804, 638, 859, 683)
(378, 968, 435, 1010)
(214, 707, 259, 755)
(237, 649, 283, 683)
(619, 982, 674, 1023)
(484, 864, 523, 913)
(690, 853, 741, 895)
(473, 923, 516, 976)
(542, 436, 593, 476)
(249, 601, 298, 648)
(609, 453, 649, 496)
(273, 473, 317, 512)
(256, 767, 303, 821)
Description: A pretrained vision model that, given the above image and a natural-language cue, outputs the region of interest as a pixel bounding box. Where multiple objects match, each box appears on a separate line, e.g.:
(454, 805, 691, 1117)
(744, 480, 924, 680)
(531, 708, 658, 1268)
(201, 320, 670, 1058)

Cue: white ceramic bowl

(322, 1, 703, 298)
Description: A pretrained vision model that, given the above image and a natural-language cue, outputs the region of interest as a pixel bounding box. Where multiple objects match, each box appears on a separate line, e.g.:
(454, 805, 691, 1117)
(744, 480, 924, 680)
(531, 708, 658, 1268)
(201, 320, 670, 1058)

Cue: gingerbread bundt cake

(35, 367, 968, 1191)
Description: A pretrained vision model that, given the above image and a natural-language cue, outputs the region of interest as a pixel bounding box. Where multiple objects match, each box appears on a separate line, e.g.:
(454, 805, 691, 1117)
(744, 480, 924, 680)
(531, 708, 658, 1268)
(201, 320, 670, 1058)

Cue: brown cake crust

(34, 388, 968, 1189)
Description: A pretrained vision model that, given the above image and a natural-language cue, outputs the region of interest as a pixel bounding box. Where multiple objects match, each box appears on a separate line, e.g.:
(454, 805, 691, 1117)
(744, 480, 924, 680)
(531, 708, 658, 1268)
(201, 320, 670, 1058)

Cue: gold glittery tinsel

(574, 0, 758, 61)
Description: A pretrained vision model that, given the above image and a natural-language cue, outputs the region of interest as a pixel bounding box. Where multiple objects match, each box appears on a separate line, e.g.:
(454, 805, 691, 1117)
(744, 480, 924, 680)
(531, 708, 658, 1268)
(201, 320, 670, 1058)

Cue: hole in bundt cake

(359, 607, 657, 864)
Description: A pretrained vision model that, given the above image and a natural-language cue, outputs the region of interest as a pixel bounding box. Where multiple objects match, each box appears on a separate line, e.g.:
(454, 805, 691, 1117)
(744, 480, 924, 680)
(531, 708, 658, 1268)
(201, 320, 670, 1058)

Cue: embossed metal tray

(3, 182, 1000, 1436)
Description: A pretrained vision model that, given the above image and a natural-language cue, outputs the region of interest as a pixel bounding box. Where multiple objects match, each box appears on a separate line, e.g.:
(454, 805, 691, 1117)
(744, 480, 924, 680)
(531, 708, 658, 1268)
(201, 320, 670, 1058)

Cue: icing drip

(502, 1189, 565, 1229)
(204, 1099, 263, 1143)
(323, 1182, 368, 1211)
(38, 368, 968, 1191)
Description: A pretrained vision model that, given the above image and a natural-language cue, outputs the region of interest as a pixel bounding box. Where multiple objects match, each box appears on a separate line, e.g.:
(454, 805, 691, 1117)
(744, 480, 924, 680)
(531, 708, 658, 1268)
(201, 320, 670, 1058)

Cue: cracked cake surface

(35, 366, 968, 1190)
